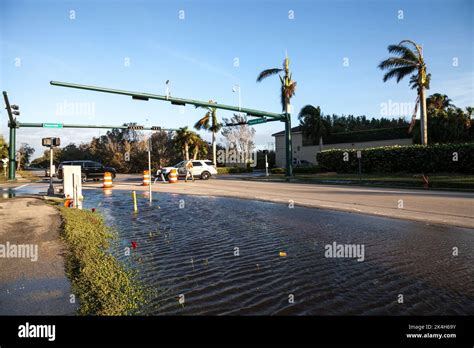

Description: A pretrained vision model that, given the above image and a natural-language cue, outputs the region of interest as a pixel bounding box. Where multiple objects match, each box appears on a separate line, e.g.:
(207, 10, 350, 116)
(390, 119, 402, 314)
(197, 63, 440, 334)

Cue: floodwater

(83, 190, 472, 315)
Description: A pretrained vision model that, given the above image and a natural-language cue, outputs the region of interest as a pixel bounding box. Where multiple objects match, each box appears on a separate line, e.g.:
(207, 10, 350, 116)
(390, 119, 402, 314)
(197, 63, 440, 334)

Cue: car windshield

(174, 161, 185, 167)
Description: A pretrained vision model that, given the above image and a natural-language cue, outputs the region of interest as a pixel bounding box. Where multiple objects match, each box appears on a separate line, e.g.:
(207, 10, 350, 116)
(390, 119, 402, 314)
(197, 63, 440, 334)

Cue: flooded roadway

(80, 190, 473, 315)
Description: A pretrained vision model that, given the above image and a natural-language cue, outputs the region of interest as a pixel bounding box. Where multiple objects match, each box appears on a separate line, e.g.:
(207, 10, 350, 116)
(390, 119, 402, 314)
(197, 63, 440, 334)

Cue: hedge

(319, 127, 412, 145)
(316, 143, 474, 174)
(271, 167, 286, 174)
(217, 167, 253, 174)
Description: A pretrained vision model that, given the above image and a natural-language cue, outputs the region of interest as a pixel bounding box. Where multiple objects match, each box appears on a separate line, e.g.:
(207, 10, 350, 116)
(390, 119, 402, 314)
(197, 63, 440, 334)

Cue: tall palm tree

(379, 40, 429, 144)
(194, 100, 222, 165)
(298, 105, 330, 149)
(257, 53, 297, 176)
(174, 127, 194, 160)
(256, 54, 297, 113)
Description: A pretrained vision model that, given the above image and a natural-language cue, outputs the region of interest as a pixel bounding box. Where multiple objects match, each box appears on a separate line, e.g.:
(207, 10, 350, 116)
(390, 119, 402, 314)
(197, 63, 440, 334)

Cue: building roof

(271, 125, 302, 137)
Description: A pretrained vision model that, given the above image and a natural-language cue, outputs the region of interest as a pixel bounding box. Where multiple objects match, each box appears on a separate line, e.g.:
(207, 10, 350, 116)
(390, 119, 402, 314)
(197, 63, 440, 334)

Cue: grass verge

(59, 207, 146, 315)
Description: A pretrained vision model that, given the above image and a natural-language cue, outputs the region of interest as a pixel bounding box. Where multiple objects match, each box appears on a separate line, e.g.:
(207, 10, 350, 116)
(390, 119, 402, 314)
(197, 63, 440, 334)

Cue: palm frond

(257, 68, 283, 82)
(382, 66, 417, 83)
(387, 44, 418, 61)
(378, 57, 417, 70)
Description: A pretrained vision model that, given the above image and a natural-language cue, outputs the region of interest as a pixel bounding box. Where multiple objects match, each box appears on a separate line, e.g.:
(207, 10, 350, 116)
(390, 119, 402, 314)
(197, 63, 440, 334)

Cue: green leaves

(317, 143, 474, 174)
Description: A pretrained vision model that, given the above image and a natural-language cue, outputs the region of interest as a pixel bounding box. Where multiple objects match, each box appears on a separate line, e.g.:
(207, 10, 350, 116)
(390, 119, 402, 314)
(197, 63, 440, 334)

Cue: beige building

(272, 126, 413, 168)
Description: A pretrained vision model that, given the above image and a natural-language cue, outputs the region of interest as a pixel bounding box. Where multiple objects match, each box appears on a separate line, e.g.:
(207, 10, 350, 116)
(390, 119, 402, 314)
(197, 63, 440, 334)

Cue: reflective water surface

(83, 190, 474, 315)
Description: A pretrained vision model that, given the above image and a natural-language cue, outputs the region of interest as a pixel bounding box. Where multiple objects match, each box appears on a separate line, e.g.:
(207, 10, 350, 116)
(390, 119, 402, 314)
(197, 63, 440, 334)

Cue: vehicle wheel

(112, 173, 116, 179)
(81, 174, 87, 183)
(201, 171, 211, 180)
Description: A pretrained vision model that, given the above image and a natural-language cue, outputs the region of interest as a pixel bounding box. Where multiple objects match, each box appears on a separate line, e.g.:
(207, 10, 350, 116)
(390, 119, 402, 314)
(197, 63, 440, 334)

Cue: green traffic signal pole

(3, 91, 17, 181)
(49, 81, 293, 177)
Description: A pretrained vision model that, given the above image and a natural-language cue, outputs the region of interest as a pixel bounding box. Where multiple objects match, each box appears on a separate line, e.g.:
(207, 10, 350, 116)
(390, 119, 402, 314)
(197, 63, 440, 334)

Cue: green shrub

(271, 167, 286, 174)
(293, 166, 322, 174)
(217, 167, 253, 174)
(316, 143, 474, 174)
(321, 126, 411, 145)
(59, 207, 146, 315)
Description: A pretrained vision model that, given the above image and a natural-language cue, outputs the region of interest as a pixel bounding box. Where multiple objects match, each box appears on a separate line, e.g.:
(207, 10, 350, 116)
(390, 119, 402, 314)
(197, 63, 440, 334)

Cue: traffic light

(10, 104, 19, 116)
(42, 137, 60, 147)
(151, 126, 162, 131)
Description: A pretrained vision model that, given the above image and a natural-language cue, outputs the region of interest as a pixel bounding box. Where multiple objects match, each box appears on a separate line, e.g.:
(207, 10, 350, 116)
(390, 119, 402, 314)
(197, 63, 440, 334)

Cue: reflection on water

(83, 190, 474, 315)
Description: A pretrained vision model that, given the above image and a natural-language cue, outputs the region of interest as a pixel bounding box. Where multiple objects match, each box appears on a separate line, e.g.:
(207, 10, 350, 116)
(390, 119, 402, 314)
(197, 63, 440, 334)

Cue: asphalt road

(3, 174, 474, 228)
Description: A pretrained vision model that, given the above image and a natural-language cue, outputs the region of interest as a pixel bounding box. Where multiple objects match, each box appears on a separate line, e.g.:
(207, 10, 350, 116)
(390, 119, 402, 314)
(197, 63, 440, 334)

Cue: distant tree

(17, 143, 35, 170)
(174, 127, 196, 160)
(298, 105, 330, 146)
(221, 114, 256, 159)
(194, 100, 222, 165)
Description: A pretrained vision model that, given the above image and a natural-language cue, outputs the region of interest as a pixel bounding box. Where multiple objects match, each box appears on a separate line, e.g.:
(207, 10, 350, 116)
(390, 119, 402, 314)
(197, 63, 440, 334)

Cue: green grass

(250, 173, 474, 191)
(59, 207, 146, 315)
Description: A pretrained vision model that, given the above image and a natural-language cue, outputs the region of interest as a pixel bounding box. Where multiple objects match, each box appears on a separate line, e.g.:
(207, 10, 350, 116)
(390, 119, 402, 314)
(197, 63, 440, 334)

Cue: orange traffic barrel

(142, 170, 150, 186)
(103, 171, 113, 188)
(168, 169, 178, 183)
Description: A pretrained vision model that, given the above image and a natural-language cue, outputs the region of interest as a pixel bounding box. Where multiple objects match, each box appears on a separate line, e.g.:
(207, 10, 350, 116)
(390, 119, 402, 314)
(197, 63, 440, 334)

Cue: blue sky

(1, 0, 472, 158)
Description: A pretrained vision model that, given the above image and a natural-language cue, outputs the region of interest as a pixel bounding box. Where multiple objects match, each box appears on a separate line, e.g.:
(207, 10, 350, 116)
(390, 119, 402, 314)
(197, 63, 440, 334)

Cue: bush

(217, 166, 253, 174)
(316, 143, 474, 174)
(322, 126, 411, 145)
(271, 167, 286, 174)
(293, 166, 322, 174)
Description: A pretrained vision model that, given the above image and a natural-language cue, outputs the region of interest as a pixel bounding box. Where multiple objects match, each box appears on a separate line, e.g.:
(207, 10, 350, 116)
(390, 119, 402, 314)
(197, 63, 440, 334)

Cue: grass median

(59, 206, 146, 315)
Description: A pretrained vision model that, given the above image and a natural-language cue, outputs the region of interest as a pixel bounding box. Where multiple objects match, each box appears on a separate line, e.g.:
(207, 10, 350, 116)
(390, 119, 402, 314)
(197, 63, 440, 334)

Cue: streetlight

(232, 85, 241, 113)
(166, 80, 170, 99)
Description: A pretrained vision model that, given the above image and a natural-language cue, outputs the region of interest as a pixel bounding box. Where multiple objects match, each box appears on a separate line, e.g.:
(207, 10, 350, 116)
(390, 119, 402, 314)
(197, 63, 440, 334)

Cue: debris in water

(279, 251, 287, 257)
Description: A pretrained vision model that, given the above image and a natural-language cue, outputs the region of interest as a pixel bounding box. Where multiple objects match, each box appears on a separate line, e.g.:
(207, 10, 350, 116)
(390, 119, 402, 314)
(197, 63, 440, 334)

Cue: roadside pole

(47, 146, 54, 196)
(148, 137, 152, 204)
(264, 150, 269, 176)
(357, 150, 362, 185)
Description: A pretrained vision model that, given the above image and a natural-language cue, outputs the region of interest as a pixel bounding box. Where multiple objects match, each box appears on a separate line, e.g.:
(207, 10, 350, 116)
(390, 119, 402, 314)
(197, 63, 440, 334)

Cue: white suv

(161, 160, 217, 180)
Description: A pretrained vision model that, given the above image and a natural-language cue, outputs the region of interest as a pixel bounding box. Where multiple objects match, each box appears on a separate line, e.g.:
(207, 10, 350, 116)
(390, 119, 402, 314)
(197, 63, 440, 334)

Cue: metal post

(8, 124, 16, 180)
(284, 112, 293, 178)
(148, 138, 152, 204)
(47, 147, 54, 196)
(265, 153, 269, 177)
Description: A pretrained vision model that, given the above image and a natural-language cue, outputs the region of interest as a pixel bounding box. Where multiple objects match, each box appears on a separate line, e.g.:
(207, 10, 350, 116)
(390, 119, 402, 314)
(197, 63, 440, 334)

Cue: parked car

(57, 160, 116, 182)
(160, 160, 217, 180)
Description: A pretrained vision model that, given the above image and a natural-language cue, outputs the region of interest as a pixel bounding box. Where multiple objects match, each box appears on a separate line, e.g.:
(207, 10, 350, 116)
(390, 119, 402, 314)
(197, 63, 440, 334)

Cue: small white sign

(356, 150, 362, 159)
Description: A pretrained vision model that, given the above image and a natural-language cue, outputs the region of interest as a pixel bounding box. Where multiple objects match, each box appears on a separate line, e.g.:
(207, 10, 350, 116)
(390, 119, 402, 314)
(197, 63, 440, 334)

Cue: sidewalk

(0, 197, 77, 315)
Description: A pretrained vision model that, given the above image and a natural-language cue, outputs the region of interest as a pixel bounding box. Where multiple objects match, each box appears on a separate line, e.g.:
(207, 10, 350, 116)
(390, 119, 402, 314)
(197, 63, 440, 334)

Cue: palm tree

(257, 53, 297, 176)
(256, 54, 297, 113)
(194, 100, 222, 165)
(298, 105, 330, 149)
(189, 133, 208, 160)
(426, 93, 452, 112)
(379, 40, 429, 144)
(174, 127, 194, 160)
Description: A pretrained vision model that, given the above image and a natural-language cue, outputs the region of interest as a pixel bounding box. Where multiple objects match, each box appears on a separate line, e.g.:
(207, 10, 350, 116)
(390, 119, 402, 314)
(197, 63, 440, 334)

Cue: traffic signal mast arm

(50, 81, 285, 121)
(17, 122, 177, 132)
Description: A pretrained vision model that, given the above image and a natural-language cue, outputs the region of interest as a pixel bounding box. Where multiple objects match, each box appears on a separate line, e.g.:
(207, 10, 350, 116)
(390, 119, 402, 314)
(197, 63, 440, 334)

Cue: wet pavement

(81, 189, 474, 315)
